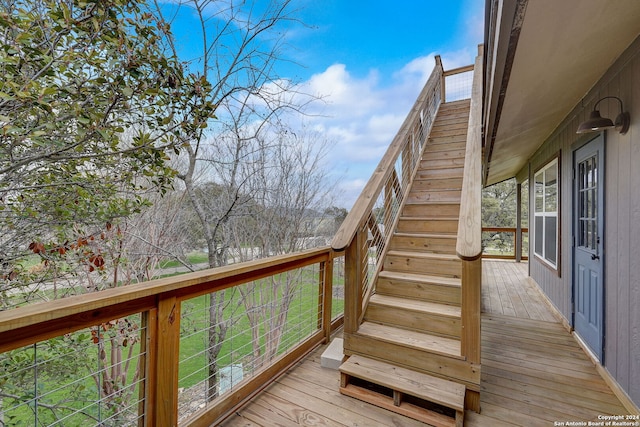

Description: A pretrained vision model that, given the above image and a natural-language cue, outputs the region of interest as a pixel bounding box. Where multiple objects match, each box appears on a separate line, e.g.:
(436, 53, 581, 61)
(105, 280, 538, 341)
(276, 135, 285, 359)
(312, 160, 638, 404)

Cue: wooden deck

(220, 260, 633, 426)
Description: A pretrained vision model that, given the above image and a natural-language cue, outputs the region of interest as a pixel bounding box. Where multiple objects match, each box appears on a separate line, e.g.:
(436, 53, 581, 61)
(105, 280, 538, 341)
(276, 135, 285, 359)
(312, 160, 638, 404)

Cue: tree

(0, 0, 197, 299)
(151, 0, 323, 400)
(235, 129, 335, 365)
(482, 178, 528, 255)
(0, 1, 201, 423)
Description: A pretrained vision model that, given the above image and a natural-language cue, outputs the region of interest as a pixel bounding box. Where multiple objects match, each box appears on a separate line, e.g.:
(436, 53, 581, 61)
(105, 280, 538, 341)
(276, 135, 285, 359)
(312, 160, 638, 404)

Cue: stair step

(407, 190, 461, 204)
(402, 203, 460, 218)
(434, 107, 469, 117)
(389, 232, 457, 254)
(384, 250, 461, 277)
(422, 149, 465, 161)
(340, 355, 465, 427)
(366, 294, 461, 337)
(431, 116, 468, 127)
(429, 130, 467, 140)
(355, 321, 462, 358)
(439, 99, 470, 110)
(434, 113, 470, 125)
(344, 323, 480, 388)
(411, 177, 463, 191)
(377, 271, 461, 304)
(397, 217, 458, 234)
(425, 138, 466, 149)
(415, 167, 464, 179)
(421, 157, 466, 169)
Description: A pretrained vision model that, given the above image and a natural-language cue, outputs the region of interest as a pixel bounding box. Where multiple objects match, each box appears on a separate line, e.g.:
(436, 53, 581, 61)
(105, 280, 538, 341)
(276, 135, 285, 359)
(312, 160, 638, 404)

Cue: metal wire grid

(444, 70, 473, 102)
(331, 254, 345, 320)
(0, 315, 146, 426)
(176, 263, 325, 421)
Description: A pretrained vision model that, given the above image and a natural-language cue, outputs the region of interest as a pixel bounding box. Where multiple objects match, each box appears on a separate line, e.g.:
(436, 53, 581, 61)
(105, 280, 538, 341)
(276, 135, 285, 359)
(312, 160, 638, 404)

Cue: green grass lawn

(158, 252, 210, 269)
(177, 267, 341, 390)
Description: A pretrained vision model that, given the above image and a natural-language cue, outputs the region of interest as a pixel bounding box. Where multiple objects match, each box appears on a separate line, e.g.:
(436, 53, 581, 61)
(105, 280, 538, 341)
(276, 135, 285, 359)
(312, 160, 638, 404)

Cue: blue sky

(284, 0, 484, 207)
(284, 1, 483, 83)
(169, 0, 484, 208)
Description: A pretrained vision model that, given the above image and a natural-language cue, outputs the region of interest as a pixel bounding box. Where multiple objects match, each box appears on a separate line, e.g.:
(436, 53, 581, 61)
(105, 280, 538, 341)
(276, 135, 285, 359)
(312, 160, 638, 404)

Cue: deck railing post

(320, 258, 334, 343)
(436, 55, 445, 102)
(460, 258, 481, 363)
(154, 295, 181, 427)
(140, 309, 158, 427)
(343, 230, 363, 335)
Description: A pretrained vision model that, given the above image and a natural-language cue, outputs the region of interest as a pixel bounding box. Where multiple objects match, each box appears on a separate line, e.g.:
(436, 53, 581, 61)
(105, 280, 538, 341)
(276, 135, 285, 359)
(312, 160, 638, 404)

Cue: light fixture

(576, 96, 630, 134)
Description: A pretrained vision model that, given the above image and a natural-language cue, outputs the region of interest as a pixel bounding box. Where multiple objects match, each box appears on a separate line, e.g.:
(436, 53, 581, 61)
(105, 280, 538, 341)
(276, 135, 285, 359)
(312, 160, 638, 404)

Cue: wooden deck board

(221, 260, 633, 426)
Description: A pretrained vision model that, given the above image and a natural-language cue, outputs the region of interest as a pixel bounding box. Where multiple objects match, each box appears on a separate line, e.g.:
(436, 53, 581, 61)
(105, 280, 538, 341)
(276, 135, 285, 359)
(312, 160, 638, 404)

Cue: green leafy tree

(0, 0, 200, 296)
(482, 178, 528, 255)
(0, 1, 205, 424)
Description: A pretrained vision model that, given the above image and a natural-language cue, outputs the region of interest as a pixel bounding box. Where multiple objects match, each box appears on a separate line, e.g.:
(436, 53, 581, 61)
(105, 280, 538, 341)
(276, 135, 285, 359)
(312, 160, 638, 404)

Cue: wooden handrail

(443, 64, 474, 77)
(456, 46, 484, 262)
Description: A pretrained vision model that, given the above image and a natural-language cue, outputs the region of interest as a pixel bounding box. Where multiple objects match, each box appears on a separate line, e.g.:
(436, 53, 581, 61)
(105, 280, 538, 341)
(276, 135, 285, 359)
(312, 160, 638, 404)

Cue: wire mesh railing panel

(177, 263, 324, 423)
(444, 70, 473, 102)
(0, 314, 146, 427)
(331, 255, 345, 320)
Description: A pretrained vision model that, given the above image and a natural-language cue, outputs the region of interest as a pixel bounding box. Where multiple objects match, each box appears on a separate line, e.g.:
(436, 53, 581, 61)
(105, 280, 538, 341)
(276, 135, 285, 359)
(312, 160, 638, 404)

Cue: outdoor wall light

(576, 96, 630, 134)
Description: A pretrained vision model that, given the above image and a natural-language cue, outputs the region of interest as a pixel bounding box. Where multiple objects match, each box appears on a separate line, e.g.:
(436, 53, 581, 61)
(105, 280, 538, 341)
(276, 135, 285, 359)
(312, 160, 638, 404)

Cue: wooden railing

(455, 45, 484, 380)
(331, 56, 444, 334)
(482, 226, 529, 260)
(0, 247, 344, 427)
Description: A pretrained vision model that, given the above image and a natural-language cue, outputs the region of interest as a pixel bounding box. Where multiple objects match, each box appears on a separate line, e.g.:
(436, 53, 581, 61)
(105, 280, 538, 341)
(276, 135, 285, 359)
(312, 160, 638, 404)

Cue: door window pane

(577, 154, 598, 252)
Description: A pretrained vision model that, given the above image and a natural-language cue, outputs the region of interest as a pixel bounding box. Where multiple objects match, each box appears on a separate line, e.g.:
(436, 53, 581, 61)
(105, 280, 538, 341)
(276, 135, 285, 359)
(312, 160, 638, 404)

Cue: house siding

(524, 34, 640, 406)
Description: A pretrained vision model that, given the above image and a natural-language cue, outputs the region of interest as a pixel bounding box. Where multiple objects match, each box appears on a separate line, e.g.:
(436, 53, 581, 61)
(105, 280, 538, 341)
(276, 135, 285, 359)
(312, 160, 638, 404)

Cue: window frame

(533, 157, 560, 271)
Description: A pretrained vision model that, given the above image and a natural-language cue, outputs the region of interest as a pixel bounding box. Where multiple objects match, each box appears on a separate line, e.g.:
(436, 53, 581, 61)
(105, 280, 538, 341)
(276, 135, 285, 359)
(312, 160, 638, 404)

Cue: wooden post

(460, 258, 482, 364)
(436, 55, 445, 102)
(320, 259, 334, 343)
(515, 182, 523, 262)
(402, 141, 411, 188)
(139, 309, 157, 427)
(343, 232, 363, 335)
(154, 296, 181, 427)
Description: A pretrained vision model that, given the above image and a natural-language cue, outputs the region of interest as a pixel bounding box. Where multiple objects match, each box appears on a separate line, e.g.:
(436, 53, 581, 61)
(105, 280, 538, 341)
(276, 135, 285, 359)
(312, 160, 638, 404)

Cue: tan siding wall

(525, 35, 640, 405)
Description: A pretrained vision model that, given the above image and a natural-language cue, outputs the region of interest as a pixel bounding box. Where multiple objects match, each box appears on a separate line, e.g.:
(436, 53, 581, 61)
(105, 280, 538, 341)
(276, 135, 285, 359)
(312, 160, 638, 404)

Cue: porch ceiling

(484, 0, 640, 185)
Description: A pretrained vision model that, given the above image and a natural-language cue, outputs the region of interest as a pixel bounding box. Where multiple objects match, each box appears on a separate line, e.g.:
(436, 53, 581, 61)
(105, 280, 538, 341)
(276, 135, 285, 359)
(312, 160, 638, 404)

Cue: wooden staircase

(339, 100, 479, 427)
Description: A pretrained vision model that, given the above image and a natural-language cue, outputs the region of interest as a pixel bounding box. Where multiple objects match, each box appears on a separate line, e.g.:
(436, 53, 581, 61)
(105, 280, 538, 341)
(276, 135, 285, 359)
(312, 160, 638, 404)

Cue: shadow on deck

(221, 260, 631, 426)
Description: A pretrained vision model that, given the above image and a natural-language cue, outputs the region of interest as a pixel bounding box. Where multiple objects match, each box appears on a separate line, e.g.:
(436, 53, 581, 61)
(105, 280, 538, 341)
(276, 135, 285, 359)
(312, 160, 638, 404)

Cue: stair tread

(370, 294, 461, 317)
(378, 270, 461, 288)
(357, 321, 462, 359)
(404, 200, 461, 205)
(400, 200, 460, 208)
(393, 232, 457, 239)
(399, 216, 459, 220)
(387, 250, 460, 261)
(340, 354, 465, 412)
